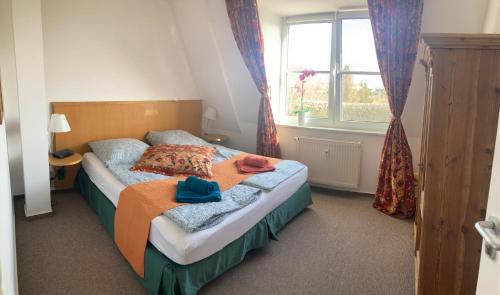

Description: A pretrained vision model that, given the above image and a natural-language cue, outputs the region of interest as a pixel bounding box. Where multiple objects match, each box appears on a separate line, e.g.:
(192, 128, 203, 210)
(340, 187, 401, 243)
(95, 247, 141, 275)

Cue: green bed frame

(75, 169, 312, 295)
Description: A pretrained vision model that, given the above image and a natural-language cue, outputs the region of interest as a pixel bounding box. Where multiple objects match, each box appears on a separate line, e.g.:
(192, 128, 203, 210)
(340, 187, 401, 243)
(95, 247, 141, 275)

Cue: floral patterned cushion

(131, 144, 216, 177)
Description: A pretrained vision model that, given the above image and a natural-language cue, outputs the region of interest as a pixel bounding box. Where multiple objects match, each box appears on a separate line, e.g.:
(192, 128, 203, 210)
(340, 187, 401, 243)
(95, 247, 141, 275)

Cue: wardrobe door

(418, 47, 500, 295)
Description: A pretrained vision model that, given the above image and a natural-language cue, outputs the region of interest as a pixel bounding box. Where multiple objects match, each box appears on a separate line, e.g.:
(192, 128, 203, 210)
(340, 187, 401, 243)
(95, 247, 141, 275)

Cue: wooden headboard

(51, 100, 202, 189)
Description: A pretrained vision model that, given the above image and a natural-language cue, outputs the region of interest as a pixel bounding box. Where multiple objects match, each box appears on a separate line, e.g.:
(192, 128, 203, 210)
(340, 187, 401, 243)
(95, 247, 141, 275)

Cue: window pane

(341, 19, 379, 72)
(341, 74, 390, 123)
(287, 23, 332, 71)
(286, 73, 330, 119)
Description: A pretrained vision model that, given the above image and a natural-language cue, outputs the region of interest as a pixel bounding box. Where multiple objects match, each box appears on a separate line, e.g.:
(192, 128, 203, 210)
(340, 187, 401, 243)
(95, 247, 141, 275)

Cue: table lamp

(48, 113, 73, 158)
(203, 106, 217, 134)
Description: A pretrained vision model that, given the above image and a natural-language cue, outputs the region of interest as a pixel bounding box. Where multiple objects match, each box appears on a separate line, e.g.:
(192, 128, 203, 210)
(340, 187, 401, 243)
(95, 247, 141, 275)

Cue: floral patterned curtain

(369, 0, 423, 217)
(225, 0, 281, 158)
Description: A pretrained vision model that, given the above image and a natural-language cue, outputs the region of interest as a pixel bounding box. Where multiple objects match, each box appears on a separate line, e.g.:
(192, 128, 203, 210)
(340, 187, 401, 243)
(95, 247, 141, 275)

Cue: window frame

(279, 11, 389, 132)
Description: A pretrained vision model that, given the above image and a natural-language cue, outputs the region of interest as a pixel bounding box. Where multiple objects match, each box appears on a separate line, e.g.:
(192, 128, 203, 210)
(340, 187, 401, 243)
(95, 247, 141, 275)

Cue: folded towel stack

(176, 176, 221, 203)
(235, 155, 275, 174)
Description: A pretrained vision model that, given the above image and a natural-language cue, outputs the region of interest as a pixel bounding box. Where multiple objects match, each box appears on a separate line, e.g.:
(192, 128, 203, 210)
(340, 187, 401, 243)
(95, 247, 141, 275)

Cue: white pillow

(88, 138, 149, 166)
(146, 130, 211, 146)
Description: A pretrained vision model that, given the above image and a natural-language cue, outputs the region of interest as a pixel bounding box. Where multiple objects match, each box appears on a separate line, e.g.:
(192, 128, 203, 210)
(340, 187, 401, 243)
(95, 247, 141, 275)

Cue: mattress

(82, 152, 308, 265)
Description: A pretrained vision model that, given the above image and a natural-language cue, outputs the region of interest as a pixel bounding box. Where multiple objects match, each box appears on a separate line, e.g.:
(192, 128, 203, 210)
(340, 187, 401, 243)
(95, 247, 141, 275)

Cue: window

(280, 12, 390, 131)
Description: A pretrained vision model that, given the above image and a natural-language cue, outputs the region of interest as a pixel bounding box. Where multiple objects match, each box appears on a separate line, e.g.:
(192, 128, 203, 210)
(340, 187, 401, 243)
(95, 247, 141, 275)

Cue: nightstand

(204, 134, 228, 144)
(49, 152, 82, 190)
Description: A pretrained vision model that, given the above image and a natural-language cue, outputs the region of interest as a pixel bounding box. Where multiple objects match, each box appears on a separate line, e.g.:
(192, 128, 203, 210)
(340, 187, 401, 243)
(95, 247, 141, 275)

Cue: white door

(476, 114, 500, 295)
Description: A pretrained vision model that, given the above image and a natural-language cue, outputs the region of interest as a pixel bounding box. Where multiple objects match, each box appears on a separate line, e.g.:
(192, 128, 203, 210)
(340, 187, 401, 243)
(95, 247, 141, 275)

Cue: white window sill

(276, 121, 387, 136)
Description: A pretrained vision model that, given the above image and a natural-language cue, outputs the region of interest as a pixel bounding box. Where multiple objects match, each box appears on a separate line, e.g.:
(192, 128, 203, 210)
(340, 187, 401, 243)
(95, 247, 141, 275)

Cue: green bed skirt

(75, 169, 312, 295)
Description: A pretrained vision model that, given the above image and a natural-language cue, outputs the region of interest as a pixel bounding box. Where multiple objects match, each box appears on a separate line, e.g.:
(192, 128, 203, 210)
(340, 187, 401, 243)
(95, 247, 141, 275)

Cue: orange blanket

(114, 153, 279, 277)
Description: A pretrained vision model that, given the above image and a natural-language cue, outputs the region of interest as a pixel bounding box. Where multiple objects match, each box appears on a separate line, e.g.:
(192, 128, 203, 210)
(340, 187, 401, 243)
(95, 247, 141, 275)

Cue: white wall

(170, 0, 492, 193)
(0, 0, 24, 196)
(420, 0, 490, 33)
(484, 0, 500, 33)
(42, 0, 199, 101)
(0, 121, 18, 294)
(0, 6, 22, 289)
(12, 0, 53, 217)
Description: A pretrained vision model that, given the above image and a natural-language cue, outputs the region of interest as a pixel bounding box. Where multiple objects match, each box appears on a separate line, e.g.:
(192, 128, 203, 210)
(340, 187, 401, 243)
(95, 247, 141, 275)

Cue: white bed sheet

(82, 152, 308, 265)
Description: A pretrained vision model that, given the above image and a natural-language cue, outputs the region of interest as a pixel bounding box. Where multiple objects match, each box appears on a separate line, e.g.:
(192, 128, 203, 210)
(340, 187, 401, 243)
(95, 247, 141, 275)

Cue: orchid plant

(296, 68, 316, 114)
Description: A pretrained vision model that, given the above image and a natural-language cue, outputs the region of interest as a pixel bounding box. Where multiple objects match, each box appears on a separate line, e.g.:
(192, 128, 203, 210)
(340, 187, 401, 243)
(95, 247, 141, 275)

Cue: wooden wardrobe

(415, 34, 500, 295)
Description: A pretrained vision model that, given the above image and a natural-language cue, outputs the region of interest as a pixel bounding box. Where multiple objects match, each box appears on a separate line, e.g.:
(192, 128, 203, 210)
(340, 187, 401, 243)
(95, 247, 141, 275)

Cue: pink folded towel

(235, 156, 276, 174)
(243, 155, 269, 168)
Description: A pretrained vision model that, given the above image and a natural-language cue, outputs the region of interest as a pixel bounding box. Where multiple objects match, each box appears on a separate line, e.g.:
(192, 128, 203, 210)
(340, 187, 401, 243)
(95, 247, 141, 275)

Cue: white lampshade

(48, 113, 71, 133)
(203, 106, 217, 121)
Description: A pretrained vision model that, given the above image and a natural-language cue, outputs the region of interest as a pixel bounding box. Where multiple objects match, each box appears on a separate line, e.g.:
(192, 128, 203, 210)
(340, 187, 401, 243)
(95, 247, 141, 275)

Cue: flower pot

(297, 111, 311, 125)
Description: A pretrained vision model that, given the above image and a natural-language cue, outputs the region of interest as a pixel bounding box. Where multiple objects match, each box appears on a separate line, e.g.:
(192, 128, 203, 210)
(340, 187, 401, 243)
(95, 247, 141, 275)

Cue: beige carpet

(15, 188, 414, 295)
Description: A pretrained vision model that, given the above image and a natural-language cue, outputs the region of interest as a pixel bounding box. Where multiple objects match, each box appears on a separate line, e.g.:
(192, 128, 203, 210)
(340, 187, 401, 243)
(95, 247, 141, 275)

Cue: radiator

(294, 137, 361, 189)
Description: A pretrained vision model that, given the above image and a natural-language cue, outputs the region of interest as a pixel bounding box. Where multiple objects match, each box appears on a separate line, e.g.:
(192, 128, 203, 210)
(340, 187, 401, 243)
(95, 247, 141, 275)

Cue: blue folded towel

(176, 177, 221, 203)
(185, 176, 216, 195)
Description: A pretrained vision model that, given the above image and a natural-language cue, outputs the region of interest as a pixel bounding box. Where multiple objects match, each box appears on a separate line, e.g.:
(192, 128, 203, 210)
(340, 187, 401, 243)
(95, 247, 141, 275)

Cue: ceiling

(258, 0, 368, 16)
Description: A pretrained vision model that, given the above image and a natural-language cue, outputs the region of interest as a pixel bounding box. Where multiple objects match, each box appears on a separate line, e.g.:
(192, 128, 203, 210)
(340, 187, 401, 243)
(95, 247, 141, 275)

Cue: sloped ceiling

(171, 0, 263, 135)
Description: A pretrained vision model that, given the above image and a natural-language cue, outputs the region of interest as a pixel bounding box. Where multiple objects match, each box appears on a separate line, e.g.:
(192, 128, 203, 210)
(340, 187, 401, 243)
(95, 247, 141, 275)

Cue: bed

(52, 100, 312, 295)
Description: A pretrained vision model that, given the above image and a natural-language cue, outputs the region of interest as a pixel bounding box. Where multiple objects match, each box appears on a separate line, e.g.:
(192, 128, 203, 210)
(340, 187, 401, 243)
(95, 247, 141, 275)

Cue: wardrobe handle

(475, 216, 500, 259)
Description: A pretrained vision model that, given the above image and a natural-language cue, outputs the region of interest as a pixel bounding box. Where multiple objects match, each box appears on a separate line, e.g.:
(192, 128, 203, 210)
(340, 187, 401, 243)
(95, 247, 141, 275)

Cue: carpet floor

(14, 188, 414, 295)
